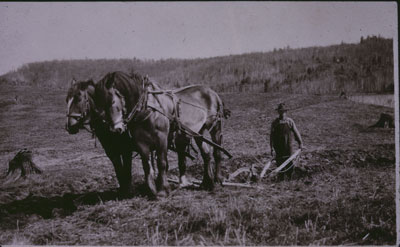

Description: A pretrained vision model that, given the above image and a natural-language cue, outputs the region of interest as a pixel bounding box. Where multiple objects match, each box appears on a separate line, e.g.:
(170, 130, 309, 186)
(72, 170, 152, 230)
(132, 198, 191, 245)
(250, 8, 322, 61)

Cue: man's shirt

(270, 116, 302, 157)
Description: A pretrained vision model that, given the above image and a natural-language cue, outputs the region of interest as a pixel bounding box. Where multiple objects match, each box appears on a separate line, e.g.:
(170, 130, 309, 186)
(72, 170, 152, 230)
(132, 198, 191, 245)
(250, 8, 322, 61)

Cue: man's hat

(276, 103, 288, 112)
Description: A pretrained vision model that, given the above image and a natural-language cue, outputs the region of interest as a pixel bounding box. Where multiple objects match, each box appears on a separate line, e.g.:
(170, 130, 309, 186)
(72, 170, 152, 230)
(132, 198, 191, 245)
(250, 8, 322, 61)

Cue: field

(0, 84, 395, 245)
(348, 94, 394, 108)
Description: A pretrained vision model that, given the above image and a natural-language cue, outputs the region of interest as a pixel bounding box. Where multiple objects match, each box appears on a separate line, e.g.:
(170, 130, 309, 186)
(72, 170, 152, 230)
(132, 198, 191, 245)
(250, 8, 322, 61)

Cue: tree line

(0, 36, 393, 94)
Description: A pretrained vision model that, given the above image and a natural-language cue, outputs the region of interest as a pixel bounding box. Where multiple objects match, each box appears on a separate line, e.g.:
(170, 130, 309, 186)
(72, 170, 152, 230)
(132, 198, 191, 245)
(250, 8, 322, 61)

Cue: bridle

(66, 90, 91, 127)
(66, 89, 100, 147)
(108, 88, 127, 127)
(107, 84, 151, 130)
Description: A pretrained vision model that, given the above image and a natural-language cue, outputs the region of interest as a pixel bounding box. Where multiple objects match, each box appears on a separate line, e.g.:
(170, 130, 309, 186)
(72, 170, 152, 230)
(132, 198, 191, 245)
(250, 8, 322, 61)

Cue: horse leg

(210, 121, 224, 185)
(138, 145, 157, 197)
(121, 151, 133, 195)
(194, 137, 214, 191)
(109, 155, 126, 193)
(155, 133, 170, 196)
(176, 134, 191, 187)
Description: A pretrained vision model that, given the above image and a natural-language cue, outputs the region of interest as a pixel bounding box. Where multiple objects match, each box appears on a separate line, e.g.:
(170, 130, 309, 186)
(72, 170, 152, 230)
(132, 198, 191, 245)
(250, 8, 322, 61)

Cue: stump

(370, 113, 394, 128)
(7, 149, 42, 178)
(339, 91, 347, 99)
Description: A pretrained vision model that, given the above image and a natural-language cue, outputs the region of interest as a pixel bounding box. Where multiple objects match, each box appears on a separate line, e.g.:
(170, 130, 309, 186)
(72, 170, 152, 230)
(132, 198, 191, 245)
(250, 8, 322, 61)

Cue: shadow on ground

(0, 182, 151, 229)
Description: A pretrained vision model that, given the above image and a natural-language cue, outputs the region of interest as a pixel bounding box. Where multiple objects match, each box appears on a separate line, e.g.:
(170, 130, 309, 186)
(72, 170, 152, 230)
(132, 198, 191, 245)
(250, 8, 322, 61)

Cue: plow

(168, 149, 302, 188)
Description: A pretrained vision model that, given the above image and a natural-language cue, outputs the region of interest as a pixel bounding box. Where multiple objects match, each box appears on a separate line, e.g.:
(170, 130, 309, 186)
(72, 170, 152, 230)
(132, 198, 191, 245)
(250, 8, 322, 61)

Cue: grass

(0, 84, 396, 245)
(348, 94, 394, 108)
(4, 164, 394, 245)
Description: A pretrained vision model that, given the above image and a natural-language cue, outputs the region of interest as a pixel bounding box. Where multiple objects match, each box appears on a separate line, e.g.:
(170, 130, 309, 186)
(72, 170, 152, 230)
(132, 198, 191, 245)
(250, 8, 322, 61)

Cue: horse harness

(67, 91, 91, 126)
(115, 84, 204, 154)
(121, 83, 208, 133)
(111, 81, 232, 159)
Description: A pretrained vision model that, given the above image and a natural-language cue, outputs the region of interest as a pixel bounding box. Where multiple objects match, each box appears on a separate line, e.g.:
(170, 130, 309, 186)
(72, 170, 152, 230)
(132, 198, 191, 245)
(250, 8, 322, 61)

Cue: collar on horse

(118, 81, 180, 128)
(123, 88, 151, 124)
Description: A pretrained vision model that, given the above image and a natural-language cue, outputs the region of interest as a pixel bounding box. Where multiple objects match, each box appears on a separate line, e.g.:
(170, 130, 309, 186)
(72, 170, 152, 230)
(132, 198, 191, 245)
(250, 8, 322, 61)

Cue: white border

(395, 2, 399, 245)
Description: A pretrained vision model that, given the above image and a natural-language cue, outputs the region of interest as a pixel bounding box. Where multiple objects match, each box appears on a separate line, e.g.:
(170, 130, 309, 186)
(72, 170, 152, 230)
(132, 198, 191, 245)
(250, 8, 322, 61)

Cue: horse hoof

(179, 177, 193, 188)
(157, 190, 168, 198)
(118, 187, 133, 198)
(200, 181, 215, 191)
(148, 194, 158, 201)
(214, 176, 225, 185)
(147, 178, 157, 195)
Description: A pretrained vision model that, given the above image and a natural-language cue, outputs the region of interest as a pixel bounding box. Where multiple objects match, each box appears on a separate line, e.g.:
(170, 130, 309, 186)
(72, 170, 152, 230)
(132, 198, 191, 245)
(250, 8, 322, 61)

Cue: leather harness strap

(124, 89, 148, 124)
(119, 82, 232, 158)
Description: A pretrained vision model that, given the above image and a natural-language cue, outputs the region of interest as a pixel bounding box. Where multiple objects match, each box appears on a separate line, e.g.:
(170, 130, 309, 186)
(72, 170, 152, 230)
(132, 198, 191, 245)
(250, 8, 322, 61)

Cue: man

(270, 103, 303, 180)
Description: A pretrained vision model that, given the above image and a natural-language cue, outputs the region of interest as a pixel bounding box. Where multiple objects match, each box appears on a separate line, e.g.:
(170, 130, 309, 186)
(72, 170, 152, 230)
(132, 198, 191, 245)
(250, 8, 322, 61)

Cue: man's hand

(271, 149, 275, 157)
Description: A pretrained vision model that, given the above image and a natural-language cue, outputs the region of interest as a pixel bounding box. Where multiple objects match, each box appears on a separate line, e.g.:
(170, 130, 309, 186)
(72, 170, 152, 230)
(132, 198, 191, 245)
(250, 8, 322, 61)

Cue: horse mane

(66, 79, 95, 100)
(130, 71, 163, 91)
(96, 71, 145, 113)
(129, 71, 145, 83)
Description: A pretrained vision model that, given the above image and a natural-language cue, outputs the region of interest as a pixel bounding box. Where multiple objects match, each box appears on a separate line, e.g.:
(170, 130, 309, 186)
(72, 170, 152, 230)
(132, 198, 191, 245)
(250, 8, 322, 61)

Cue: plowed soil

(0, 86, 395, 245)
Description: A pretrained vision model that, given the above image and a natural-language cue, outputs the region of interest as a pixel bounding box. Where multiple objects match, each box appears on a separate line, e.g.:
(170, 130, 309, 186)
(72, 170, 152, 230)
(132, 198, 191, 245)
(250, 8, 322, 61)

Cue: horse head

(65, 78, 95, 134)
(95, 71, 148, 134)
(101, 77, 127, 134)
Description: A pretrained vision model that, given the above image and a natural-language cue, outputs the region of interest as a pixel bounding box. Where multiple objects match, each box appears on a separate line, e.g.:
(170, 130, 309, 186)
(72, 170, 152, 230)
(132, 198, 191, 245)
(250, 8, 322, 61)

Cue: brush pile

(6, 149, 42, 180)
(370, 113, 394, 128)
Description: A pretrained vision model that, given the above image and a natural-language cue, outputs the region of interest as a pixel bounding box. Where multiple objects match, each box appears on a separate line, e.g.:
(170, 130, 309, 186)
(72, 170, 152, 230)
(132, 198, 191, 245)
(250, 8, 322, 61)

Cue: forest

(0, 36, 393, 94)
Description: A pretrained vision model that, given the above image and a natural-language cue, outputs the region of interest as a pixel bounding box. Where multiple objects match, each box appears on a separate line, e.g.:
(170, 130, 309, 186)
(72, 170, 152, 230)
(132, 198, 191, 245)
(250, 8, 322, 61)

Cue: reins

(67, 90, 98, 147)
(67, 91, 90, 123)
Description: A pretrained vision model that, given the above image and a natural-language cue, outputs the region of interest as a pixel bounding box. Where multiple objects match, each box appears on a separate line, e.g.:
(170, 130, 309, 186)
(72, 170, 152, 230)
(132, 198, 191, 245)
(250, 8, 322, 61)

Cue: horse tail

(222, 102, 231, 119)
(216, 94, 231, 119)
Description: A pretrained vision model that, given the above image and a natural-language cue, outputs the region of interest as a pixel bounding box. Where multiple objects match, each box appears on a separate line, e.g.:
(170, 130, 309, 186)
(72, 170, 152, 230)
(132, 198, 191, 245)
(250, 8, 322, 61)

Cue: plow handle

(179, 123, 233, 159)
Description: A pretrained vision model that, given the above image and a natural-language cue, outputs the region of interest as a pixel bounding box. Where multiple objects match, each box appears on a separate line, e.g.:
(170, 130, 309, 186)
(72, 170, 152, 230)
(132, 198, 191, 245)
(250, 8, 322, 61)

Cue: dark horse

(65, 79, 134, 195)
(98, 71, 230, 192)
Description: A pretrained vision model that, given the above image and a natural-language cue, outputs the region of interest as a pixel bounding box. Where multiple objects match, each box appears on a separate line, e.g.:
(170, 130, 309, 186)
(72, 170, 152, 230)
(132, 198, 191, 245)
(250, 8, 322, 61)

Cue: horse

(94, 71, 172, 197)
(65, 79, 134, 196)
(170, 85, 230, 190)
(97, 71, 230, 191)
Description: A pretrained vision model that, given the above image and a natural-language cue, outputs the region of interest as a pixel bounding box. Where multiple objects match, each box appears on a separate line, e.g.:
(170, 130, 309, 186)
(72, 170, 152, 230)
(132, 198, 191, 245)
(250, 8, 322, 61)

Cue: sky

(0, 1, 397, 75)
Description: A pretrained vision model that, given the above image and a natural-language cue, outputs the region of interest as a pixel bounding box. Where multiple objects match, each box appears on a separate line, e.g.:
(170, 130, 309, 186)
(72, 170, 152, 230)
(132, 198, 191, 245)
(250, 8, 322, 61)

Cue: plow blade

(269, 149, 301, 176)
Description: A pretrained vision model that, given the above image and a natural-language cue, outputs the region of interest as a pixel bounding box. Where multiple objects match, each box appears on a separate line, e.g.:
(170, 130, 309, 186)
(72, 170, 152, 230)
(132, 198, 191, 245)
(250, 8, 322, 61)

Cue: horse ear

(70, 78, 77, 86)
(80, 79, 95, 90)
(105, 78, 114, 89)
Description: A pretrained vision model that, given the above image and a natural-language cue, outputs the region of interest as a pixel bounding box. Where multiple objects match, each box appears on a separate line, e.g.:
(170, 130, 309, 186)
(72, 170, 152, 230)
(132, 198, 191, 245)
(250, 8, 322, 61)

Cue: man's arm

(291, 120, 303, 149)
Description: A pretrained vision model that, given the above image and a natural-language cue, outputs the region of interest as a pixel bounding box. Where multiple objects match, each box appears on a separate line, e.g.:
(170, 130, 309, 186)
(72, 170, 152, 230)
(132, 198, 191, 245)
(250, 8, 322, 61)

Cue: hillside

(0, 35, 393, 94)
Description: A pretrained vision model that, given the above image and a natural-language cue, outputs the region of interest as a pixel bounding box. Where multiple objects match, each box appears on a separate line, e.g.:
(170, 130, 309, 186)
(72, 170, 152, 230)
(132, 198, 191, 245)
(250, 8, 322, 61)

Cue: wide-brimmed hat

(275, 103, 288, 112)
